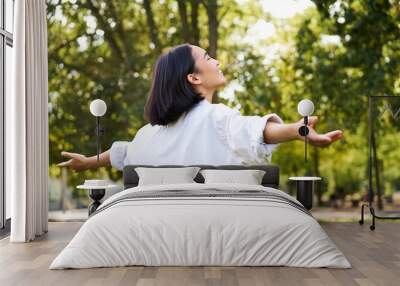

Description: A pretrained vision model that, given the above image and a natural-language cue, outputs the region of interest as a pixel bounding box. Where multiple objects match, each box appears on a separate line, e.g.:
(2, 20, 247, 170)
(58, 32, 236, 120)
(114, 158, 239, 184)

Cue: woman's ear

(187, 73, 201, 85)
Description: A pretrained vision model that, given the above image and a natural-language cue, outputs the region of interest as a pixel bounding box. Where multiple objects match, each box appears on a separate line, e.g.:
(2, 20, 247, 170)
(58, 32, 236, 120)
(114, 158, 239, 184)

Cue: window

(1, 0, 14, 232)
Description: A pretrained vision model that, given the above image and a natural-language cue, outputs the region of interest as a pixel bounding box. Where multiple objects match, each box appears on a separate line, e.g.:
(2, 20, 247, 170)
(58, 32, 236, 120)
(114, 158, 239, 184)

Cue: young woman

(58, 44, 343, 172)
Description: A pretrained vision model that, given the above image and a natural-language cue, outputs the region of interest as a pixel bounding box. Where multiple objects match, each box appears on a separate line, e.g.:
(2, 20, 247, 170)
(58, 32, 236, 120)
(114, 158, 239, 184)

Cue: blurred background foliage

(47, 0, 400, 210)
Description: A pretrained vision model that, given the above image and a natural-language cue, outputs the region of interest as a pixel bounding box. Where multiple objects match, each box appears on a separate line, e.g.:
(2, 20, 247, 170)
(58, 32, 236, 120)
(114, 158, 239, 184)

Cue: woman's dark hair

(144, 44, 204, 126)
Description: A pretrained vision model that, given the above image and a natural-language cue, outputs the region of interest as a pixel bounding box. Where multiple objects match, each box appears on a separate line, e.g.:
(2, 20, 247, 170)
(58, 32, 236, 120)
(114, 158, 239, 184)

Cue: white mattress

(50, 183, 351, 269)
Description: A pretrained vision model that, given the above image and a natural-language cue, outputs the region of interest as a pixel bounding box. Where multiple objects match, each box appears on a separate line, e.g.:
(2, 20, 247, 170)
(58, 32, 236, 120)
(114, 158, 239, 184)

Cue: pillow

(200, 169, 266, 185)
(135, 167, 201, 186)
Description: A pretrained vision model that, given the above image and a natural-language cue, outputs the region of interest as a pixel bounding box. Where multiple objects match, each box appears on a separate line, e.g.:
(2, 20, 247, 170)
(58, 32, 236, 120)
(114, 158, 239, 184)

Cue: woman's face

(189, 45, 226, 90)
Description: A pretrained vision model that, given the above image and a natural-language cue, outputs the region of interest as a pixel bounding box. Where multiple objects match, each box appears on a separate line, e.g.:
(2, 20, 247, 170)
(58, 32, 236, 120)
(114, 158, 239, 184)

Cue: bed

(50, 165, 351, 269)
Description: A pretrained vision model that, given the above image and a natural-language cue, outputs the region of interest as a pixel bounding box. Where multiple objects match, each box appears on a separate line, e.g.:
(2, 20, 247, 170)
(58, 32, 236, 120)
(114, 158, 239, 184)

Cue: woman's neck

(198, 88, 214, 103)
(204, 94, 213, 103)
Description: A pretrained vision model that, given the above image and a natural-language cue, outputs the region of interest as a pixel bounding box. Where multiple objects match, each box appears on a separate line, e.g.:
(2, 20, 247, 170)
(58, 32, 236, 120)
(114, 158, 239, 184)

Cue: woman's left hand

(297, 116, 343, 147)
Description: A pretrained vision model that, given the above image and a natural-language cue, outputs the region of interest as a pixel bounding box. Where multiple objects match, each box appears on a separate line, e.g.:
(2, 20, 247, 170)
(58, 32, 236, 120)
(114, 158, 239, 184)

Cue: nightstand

(289, 177, 322, 210)
(77, 180, 119, 215)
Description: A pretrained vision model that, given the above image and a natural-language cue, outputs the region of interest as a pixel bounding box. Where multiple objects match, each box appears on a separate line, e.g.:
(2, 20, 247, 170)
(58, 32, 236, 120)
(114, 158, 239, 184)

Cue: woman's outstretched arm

(57, 150, 111, 172)
(264, 116, 343, 147)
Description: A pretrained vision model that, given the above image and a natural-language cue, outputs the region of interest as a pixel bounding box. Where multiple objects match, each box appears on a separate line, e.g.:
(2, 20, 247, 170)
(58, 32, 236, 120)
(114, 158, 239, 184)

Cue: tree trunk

(143, 0, 162, 54)
(108, 2, 134, 74)
(203, 0, 219, 103)
(190, 0, 200, 45)
(312, 147, 322, 206)
(204, 0, 218, 58)
(60, 168, 67, 213)
(84, 0, 125, 63)
(177, 0, 191, 42)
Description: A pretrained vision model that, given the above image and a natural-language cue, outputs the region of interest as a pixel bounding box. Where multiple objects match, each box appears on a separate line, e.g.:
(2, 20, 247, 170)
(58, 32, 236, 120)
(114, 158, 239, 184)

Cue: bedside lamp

(90, 99, 107, 162)
(297, 99, 314, 163)
(79, 99, 114, 216)
(290, 99, 321, 210)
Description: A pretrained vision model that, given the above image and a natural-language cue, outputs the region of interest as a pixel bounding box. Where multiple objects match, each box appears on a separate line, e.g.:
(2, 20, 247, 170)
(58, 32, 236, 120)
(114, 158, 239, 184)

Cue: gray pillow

(135, 167, 201, 186)
(200, 169, 266, 185)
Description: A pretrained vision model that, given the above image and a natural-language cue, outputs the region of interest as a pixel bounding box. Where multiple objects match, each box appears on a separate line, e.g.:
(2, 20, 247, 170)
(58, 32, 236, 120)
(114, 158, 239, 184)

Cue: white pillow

(200, 169, 266, 185)
(135, 167, 201, 186)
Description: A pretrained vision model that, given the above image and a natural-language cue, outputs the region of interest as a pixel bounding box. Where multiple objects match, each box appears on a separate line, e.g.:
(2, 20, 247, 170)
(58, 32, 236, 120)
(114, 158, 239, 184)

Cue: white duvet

(50, 183, 351, 269)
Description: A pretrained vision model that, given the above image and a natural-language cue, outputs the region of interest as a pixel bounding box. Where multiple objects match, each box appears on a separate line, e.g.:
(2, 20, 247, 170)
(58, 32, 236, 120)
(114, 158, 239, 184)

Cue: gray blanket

(91, 189, 312, 218)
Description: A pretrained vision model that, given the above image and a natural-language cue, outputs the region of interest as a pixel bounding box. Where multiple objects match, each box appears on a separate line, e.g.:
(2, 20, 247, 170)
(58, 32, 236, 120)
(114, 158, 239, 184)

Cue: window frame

(0, 0, 14, 234)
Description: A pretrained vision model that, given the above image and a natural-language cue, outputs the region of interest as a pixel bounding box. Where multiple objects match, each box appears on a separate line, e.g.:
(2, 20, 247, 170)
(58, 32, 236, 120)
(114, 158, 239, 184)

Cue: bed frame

(122, 165, 280, 189)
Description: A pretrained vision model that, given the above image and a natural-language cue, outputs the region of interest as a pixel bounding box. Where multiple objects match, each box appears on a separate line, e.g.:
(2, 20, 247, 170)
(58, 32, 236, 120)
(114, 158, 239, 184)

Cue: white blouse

(109, 99, 284, 170)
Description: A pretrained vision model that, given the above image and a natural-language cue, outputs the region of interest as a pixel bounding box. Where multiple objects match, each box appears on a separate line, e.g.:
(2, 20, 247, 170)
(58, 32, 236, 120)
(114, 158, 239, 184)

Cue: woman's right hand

(296, 116, 343, 147)
(57, 151, 90, 172)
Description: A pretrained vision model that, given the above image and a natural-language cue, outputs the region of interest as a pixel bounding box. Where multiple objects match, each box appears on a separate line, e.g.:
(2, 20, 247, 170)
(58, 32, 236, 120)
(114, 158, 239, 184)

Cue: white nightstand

(77, 180, 119, 215)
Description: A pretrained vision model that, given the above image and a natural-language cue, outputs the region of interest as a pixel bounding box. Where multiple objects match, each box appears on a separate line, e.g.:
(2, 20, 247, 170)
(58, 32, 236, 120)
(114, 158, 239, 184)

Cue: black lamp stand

(95, 116, 105, 162)
(298, 116, 309, 163)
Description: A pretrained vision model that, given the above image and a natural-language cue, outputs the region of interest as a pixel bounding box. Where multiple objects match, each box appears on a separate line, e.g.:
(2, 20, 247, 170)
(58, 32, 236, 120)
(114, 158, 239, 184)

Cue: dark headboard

(123, 165, 280, 189)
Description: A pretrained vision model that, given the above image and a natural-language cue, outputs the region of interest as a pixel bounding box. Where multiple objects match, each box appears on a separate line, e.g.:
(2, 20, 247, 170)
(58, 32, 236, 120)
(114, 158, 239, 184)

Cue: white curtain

(7, 0, 49, 242)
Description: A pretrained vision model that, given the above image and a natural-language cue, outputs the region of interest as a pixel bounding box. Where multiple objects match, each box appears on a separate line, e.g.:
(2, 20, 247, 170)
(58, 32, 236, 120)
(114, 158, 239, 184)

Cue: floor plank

(0, 222, 399, 286)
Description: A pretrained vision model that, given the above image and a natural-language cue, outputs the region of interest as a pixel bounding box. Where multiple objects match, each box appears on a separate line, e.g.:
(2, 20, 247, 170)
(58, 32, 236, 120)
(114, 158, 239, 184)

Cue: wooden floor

(0, 222, 399, 286)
